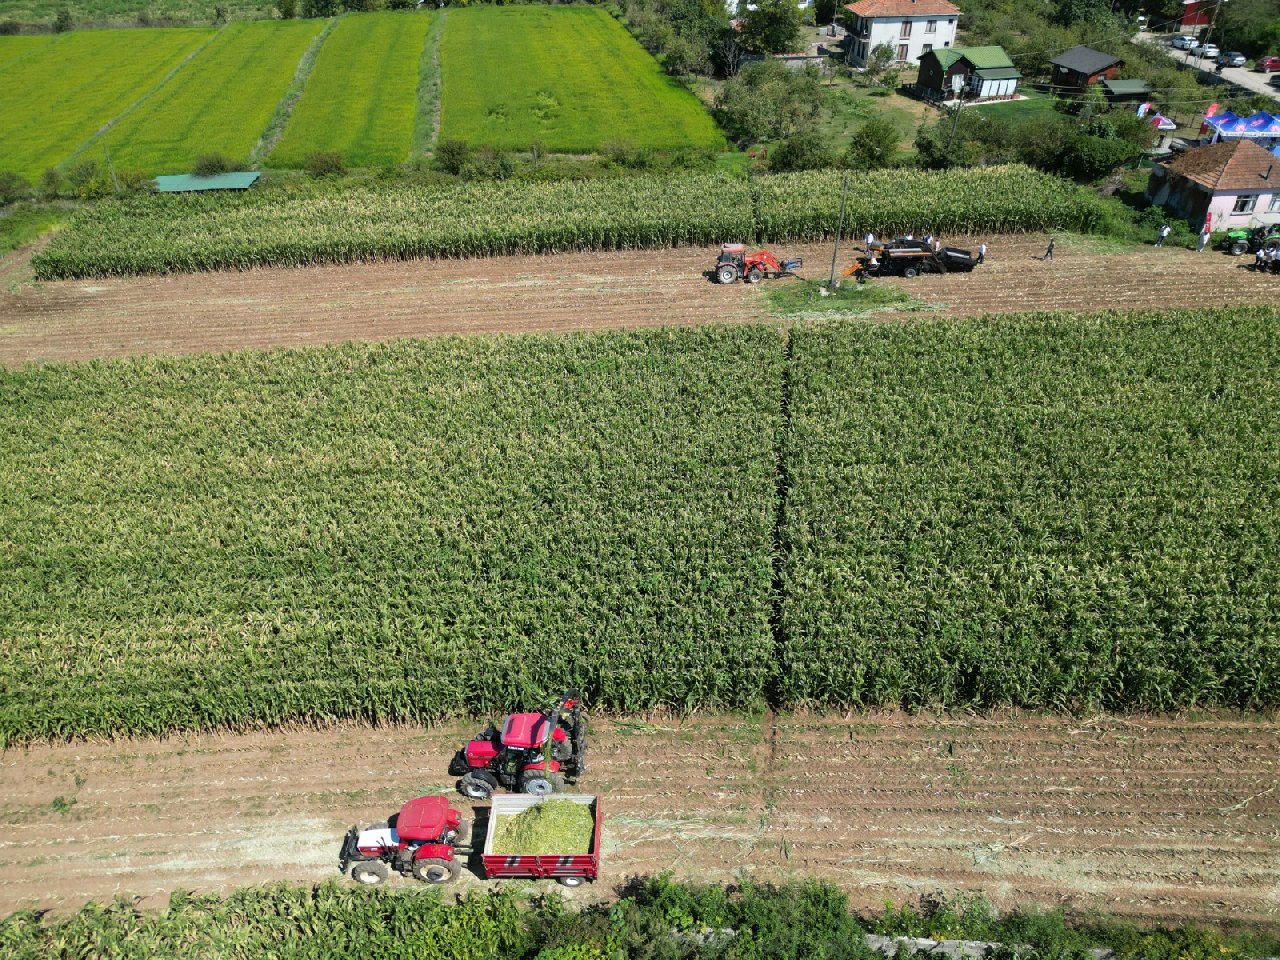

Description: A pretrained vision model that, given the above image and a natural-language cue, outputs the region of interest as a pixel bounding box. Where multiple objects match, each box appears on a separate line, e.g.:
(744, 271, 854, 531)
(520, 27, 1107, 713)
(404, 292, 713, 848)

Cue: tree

(276, 0, 296, 16)
(52, 9, 72, 31)
(739, 0, 804, 55)
(814, 0, 836, 25)
(713, 60, 823, 144)
(1052, 0, 1109, 26)
(719, 28, 747, 77)
(770, 131, 833, 171)
(0, 172, 32, 206)
(301, 0, 338, 17)
(845, 117, 899, 170)
(862, 43, 899, 88)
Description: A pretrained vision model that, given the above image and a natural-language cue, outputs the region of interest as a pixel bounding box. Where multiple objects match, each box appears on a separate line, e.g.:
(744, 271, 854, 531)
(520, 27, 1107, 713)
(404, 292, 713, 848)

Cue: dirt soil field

(2, 712, 1278, 926)
(3, 235, 1278, 367)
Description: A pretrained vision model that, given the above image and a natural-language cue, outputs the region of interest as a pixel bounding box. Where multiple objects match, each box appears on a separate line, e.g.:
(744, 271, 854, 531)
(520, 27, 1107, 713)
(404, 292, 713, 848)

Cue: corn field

(0, 329, 782, 743)
(31, 166, 1099, 279)
(780, 308, 1280, 711)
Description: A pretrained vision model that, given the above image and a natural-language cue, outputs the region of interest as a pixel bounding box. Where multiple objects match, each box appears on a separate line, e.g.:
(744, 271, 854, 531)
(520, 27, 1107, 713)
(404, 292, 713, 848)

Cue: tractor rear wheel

(716, 264, 737, 284)
(413, 857, 461, 884)
(902, 266, 918, 279)
(519, 772, 564, 796)
(458, 772, 496, 800)
(350, 860, 389, 886)
(557, 875, 586, 887)
(1230, 241, 1249, 255)
(746, 268, 763, 284)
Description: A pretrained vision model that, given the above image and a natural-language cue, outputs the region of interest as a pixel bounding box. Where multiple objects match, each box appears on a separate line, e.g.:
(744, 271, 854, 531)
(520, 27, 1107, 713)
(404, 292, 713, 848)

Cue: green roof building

(917, 45, 1021, 101)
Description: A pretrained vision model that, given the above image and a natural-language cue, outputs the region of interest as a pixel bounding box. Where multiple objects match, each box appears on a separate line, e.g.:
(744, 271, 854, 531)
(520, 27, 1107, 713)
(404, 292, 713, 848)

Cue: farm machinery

(846, 238, 979, 280)
(340, 794, 470, 886)
(714, 243, 803, 284)
(1216, 225, 1280, 256)
(447, 691, 587, 799)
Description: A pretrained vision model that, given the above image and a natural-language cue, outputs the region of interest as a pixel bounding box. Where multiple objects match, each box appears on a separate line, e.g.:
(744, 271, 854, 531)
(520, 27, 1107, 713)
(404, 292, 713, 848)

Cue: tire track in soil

(1, 712, 1278, 926)
(3, 236, 1279, 368)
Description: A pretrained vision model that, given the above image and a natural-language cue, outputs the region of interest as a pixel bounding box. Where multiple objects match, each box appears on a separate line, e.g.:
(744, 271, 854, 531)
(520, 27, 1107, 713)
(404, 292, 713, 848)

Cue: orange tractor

(714, 244, 803, 284)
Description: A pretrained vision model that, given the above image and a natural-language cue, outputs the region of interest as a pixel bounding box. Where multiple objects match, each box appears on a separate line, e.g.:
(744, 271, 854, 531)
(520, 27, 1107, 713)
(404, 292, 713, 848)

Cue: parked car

(1217, 51, 1247, 68)
(1171, 35, 1197, 50)
(1254, 55, 1280, 72)
(1190, 42, 1220, 58)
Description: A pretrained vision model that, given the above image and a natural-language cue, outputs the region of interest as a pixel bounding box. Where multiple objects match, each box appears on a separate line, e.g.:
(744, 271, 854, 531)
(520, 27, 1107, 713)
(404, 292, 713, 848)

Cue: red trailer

(480, 794, 601, 887)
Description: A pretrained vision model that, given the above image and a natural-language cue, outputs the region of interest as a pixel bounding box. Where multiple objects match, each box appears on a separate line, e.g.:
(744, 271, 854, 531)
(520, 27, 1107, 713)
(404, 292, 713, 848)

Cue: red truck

(481, 794, 601, 888)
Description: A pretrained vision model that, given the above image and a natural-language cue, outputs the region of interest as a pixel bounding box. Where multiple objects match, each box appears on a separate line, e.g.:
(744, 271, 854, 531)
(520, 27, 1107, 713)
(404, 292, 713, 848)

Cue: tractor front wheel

(519, 772, 564, 796)
(413, 857, 461, 884)
(1230, 241, 1249, 255)
(716, 264, 738, 284)
(458, 773, 495, 800)
(558, 875, 586, 888)
(350, 860, 390, 886)
(902, 267, 918, 279)
(745, 268, 763, 284)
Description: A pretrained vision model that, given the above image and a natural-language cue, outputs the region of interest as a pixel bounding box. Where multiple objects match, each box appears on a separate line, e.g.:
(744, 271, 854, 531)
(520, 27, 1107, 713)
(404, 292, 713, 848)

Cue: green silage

(491, 800, 594, 855)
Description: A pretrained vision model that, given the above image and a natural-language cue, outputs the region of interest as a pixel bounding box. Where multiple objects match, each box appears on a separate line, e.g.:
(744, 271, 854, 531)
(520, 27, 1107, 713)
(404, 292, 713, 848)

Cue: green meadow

(270, 11, 436, 169)
(437, 7, 724, 152)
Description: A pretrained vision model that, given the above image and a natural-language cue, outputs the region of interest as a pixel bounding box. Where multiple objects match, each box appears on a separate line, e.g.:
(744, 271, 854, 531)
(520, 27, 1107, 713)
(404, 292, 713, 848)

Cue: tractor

(340, 794, 470, 886)
(846, 238, 978, 280)
(448, 691, 587, 800)
(1217, 225, 1280, 256)
(714, 243, 803, 284)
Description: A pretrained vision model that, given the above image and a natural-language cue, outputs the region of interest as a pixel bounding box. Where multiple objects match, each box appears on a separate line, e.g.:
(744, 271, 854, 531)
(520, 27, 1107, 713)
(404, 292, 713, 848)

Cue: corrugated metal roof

(974, 66, 1021, 80)
(927, 47, 964, 69)
(1102, 79, 1153, 95)
(956, 45, 1015, 69)
(154, 172, 261, 193)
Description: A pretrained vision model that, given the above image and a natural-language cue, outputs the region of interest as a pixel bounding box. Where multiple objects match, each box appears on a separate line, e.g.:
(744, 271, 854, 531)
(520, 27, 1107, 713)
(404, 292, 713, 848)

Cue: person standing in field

(1255, 248, 1267, 271)
(977, 242, 987, 264)
(1043, 238, 1055, 261)
(1156, 223, 1171, 247)
(1197, 226, 1211, 252)
(865, 231, 875, 250)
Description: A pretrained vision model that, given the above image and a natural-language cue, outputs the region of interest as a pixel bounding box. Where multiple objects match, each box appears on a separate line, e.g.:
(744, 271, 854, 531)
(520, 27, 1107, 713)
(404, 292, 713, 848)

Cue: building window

(926, 19, 937, 32)
(900, 20, 912, 38)
(897, 43, 908, 60)
(1270, 194, 1280, 212)
(922, 43, 932, 54)
(1232, 195, 1257, 214)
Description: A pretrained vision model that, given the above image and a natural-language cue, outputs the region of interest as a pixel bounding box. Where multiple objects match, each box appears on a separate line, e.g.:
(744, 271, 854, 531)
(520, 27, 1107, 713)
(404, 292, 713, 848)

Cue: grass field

(0, 329, 781, 742)
(0, 34, 52, 71)
(269, 12, 436, 168)
(0, 203, 67, 255)
(94, 19, 324, 174)
(0, 0, 272, 26)
(437, 7, 724, 152)
(0, 28, 212, 180)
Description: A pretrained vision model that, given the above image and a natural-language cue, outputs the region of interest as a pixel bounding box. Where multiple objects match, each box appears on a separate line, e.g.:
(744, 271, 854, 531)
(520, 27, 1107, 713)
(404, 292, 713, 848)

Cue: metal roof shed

(154, 172, 261, 193)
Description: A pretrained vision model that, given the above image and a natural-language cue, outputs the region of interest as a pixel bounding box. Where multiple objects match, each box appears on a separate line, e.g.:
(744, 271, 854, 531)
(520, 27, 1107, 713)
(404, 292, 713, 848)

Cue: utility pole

(946, 80, 966, 151)
(103, 144, 120, 195)
(826, 171, 849, 290)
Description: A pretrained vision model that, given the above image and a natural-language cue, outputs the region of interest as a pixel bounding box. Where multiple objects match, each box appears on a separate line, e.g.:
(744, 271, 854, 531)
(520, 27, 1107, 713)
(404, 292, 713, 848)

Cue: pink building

(1147, 140, 1280, 231)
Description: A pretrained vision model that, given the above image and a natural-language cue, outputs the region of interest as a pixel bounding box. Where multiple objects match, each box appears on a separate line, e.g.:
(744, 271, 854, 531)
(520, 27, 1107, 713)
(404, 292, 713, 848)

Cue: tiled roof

(1162, 139, 1280, 191)
(844, 0, 960, 16)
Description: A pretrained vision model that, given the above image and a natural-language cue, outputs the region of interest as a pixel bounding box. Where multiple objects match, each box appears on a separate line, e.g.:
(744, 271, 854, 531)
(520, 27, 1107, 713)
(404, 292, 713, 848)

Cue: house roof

(928, 48, 964, 69)
(1161, 139, 1280, 191)
(1049, 45, 1123, 75)
(975, 66, 1022, 80)
(1102, 79, 1152, 95)
(957, 45, 1015, 69)
(844, 0, 960, 16)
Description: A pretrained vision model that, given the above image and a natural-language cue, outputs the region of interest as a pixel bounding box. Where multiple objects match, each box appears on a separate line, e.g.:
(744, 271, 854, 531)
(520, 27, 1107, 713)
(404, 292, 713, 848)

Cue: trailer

(481, 793, 601, 887)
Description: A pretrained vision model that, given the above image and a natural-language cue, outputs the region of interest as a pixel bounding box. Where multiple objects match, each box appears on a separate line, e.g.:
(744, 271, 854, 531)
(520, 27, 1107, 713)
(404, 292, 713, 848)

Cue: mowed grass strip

(270, 11, 435, 168)
(100, 19, 324, 173)
(438, 7, 723, 152)
(0, 329, 781, 742)
(780, 308, 1280, 712)
(0, 29, 211, 180)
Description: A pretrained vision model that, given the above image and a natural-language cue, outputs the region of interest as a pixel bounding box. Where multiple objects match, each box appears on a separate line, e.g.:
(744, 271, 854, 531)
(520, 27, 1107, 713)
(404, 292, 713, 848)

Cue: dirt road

(2, 712, 1277, 925)
(3, 236, 1277, 367)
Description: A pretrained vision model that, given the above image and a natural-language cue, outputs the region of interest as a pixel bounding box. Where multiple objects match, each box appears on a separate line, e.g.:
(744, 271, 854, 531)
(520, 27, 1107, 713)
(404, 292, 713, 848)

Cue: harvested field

(1, 235, 1276, 367)
(0, 712, 1277, 927)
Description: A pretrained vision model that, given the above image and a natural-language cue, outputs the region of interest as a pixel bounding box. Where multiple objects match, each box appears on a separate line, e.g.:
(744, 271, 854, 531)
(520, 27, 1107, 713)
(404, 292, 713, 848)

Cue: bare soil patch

(2, 712, 1277, 926)
(2, 237, 1277, 367)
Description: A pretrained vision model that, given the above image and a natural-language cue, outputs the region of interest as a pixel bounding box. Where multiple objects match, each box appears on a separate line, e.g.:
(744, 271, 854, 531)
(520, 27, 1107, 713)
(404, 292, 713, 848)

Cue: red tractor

(714, 243, 803, 284)
(339, 794, 470, 886)
(448, 692, 587, 800)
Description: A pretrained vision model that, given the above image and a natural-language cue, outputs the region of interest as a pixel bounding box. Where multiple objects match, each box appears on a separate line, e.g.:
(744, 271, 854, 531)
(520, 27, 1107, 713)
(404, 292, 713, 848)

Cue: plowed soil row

(2, 236, 1278, 367)
(2, 713, 1278, 926)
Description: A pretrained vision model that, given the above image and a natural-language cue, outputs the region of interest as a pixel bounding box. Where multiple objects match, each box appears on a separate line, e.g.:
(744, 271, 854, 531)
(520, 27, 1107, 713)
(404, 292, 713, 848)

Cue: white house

(1147, 139, 1280, 231)
(841, 0, 959, 67)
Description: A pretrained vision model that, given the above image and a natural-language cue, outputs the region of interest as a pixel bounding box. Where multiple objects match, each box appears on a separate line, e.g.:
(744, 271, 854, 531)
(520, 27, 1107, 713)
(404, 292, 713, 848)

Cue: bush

(0, 172, 33, 206)
(0, 19, 21, 34)
(304, 151, 346, 177)
(769, 132, 832, 172)
(434, 138, 471, 175)
(64, 160, 99, 191)
(52, 8, 72, 31)
(301, 0, 338, 16)
(191, 153, 232, 177)
(276, 0, 297, 17)
(39, 168, 63, 200)
(846, 117, 899, 171)
(602, 139, 654, 170)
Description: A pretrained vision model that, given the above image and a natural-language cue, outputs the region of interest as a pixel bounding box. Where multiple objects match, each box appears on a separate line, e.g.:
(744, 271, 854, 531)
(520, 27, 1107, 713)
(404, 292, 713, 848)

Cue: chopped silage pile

(491, 800, 594, 855)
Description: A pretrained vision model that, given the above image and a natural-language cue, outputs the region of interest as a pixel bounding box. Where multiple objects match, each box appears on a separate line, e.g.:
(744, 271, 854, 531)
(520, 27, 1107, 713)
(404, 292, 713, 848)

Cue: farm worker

(1197, 227, 1211, 252)
(1155, 223, 1171, 247)
(904, 232, 914, 240)
(1255, 248, 1267, 271)
(923, 232, 934, 247)
(977, 242, 988, 264)
(1043, 238, 1055, 261)
(864, 231, 875, 250)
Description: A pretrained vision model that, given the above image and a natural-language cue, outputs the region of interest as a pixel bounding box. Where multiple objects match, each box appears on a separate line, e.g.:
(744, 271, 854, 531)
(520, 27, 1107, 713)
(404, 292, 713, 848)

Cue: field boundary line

(250, 15, 339, 167)
(60, 24, 225, 172)
(413, 8, 446, 158)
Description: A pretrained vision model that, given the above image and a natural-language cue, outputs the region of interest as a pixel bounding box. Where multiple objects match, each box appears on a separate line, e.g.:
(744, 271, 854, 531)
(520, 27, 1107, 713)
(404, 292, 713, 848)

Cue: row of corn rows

(3, 311, 1277, 744)
(31, 166, 1100, 279)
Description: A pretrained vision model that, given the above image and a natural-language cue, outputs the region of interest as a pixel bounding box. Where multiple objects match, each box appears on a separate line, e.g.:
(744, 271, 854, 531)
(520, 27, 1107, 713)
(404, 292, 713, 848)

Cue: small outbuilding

(1147, 139, 1280, 230)
(1101, 78, 1153, 104)
(1048, 45, 1123, 90)
(916, 45, 1020, 101)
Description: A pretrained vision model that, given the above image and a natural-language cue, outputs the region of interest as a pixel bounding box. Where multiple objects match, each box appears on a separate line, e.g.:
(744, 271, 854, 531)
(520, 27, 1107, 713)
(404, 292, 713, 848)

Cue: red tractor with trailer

(448, 691, 587, 800)
(339, 794, 470, 886)
(714, 243, 803, 284)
